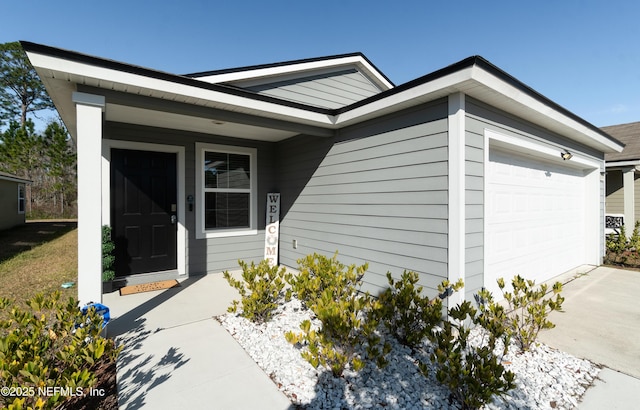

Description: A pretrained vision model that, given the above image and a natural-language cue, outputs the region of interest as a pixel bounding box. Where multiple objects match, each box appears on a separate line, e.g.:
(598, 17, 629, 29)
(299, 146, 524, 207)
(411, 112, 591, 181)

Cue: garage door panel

(486, 149, 586, 298)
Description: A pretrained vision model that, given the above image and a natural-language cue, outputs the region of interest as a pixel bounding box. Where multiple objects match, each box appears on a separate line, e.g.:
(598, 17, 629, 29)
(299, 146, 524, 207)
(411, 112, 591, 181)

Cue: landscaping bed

(218, 255, 599, 410)
(604, 225, 640, 269)
(217, 297, 598, 410)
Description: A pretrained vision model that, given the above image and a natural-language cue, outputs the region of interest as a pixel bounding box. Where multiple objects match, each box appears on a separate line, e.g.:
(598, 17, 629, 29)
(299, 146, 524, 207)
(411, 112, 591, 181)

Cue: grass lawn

(0, 220, 78, 301)
(0, 220, 118, 410)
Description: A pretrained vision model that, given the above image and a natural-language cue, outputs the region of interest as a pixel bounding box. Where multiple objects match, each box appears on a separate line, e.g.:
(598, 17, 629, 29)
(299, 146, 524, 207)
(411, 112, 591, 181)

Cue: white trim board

(102, 139, 187, 276)
(194, 55, 394, 91)
(194, 142, 258, 239)
(485, 128, 601, 170)
(447, 92, 466, 307)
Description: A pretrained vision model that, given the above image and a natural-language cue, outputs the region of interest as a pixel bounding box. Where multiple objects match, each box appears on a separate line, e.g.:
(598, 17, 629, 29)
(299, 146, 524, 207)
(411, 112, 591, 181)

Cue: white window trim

(195, 142, 258, 239)
(17, 184, 25, 214)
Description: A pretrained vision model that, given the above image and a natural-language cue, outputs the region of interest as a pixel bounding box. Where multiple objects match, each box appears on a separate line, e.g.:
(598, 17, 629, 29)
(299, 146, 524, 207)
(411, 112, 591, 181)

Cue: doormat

(119, 280, 180, 296)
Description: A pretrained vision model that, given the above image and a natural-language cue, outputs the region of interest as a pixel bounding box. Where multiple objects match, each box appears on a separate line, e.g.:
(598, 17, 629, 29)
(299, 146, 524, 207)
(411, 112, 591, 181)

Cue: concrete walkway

(538, 266, 640, 408)
(104, 266, 640, 409)
(103, 273, 292, 410)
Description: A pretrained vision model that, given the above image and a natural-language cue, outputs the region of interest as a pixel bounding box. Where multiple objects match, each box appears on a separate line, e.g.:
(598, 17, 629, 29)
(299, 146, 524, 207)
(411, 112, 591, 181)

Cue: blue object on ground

(81, 303, 110, 328)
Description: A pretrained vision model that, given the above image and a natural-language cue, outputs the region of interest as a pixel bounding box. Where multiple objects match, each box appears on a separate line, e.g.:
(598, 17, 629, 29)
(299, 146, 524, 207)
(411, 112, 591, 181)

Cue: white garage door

(485, 148, 587, 297)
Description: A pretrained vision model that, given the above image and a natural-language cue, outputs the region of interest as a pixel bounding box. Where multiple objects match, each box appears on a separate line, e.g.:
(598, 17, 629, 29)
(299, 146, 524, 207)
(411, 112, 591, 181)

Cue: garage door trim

(483, 128, 601, 298)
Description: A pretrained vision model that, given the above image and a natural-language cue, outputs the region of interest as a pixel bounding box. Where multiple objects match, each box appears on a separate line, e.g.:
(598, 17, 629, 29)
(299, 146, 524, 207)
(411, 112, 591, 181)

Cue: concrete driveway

(538, 266, 640, 408)
(538, 266, 640, 378)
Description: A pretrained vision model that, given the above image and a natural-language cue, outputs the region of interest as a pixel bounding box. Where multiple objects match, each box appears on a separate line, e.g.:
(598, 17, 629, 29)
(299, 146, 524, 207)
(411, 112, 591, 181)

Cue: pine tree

(0, 119, 44, 213)
(0, 41, 53, 128)
(43, 121, 76, 216)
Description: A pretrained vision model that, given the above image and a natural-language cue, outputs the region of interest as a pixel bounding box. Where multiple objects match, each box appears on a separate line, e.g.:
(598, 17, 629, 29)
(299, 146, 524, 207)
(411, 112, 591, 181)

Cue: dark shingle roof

(602, 121, 640, 162)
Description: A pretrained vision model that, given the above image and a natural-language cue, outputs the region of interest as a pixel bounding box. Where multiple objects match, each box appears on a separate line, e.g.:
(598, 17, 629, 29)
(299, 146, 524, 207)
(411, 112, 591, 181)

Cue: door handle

(170, 215, 177, 224)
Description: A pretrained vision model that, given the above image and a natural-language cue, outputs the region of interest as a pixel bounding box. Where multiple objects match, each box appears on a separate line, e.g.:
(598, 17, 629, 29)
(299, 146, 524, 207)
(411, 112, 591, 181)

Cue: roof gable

(187, 53, 393, 109)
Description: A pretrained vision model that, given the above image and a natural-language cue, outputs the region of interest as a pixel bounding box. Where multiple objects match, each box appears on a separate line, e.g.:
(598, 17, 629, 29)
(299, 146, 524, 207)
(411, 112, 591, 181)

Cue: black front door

(111, 148, 177, 276)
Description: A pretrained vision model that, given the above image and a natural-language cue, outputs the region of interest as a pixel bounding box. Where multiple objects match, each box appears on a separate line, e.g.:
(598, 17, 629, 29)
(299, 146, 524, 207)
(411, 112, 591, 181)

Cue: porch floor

(103, 273, 291, 410)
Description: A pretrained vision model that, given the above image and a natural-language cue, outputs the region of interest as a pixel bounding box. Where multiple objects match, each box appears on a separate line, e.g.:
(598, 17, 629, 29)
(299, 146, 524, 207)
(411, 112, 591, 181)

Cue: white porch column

(447, 92, 466, 307)
(623, 167, 635, 236)
(73, 92, 105, 305)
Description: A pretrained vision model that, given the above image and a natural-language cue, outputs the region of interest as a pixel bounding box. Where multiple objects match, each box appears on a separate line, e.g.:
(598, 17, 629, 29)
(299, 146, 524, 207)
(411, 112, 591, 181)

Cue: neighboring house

(602, 121, 640, 233)
(22, 41, 624, 306)
(0, 172, 30, 230)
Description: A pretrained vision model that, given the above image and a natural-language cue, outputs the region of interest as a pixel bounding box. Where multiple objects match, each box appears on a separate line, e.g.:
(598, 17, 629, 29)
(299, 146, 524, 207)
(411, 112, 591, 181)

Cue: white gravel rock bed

(216, 298, 599, 409)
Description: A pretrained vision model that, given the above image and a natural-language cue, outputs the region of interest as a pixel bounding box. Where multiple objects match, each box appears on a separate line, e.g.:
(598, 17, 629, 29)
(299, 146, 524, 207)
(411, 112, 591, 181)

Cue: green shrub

(102, 225, 115, 282)
(285, 253, 389, 377)
(285, 252, 365, 308)
(375, 271, 460, 349)
(602, 222, 640, 266)
(223, 259, 287, 324)
(630, 221, 640, 250)
(423, 286, 515, 410)
(0, 292, 120, 410)
(477, 275, 564, 352)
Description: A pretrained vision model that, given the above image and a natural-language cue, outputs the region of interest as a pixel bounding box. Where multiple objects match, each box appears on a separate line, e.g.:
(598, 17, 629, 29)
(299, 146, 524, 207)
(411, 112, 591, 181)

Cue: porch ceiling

(33, 69, 313, 142)
(106, 104, 298, 141)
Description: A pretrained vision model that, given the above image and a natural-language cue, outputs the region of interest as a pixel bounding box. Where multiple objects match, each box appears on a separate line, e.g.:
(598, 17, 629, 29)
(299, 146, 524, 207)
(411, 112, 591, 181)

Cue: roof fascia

(21, 41, 334, 117)
(22, 43, 337, 128)
(472, 57, 624, 151)
(605, 159, 640, 168)
(0, 174, 32, 184)
(185, 52, 394, 90)
(334, 56, 624, 153)
(22, 42, 625, 153)
(470, 65, 623, 153)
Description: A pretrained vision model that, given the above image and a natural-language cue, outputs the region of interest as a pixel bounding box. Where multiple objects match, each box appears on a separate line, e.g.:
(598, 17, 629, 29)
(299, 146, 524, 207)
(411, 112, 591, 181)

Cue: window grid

(17, 184, 25, 214)
(203, 151, 252, 231)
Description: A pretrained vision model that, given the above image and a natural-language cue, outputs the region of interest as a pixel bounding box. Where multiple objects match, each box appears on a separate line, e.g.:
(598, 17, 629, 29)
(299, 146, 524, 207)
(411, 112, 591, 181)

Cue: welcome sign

(264, 193, 280, 266)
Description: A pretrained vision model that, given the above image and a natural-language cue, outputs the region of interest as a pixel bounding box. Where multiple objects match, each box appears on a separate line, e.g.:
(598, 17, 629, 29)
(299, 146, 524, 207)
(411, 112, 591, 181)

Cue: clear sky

(2, 0, 639, 127)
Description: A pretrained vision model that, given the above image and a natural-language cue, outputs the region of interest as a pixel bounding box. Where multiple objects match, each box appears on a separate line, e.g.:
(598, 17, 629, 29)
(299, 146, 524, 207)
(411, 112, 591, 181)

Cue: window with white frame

(196, 143, 257, 238)
(17, 184, 25, 214)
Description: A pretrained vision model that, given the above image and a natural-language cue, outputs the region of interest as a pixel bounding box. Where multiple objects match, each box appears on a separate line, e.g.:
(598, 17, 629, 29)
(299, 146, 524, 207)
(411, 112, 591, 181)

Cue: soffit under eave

(34, 67, 336, 141)
(33, 55, 623, 154)
(37, 72, 79, 140)
(333, 76, 623, 155)
(605, 159, 640, 168)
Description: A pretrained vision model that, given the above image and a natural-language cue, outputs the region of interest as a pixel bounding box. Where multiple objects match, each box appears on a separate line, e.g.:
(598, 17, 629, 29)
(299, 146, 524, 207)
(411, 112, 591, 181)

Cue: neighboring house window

(195, 143, 257, 238)
(17, 184, 25, 214)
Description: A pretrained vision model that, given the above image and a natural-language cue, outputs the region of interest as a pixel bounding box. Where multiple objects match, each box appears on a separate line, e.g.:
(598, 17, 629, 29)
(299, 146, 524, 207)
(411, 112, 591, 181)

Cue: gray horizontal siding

(605, 170, 623, 214)
(246, 69, 382, 109)
(464, 121, 485, 301)
(277, 101, 449, 295)
(104, 122, 277, 276)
